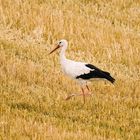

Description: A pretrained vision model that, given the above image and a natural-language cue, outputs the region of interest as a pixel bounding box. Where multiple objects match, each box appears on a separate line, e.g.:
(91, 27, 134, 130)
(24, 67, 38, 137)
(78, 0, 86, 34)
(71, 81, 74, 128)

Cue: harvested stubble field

(0, 0, 140, 140)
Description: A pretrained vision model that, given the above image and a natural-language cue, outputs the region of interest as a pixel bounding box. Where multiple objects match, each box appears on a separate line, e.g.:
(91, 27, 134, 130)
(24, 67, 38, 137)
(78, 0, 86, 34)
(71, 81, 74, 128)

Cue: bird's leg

(86, 85, 92, 95)
(65, 86, 91, 101)
(86, 85, 90, 91)
(65, 94, 75, 100)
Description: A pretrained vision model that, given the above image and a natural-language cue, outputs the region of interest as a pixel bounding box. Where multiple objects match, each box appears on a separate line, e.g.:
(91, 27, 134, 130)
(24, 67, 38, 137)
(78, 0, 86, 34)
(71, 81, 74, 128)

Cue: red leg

(65, 94, 75, 100)
(86, 85, 90, 91)
(65, 85, 91, 102)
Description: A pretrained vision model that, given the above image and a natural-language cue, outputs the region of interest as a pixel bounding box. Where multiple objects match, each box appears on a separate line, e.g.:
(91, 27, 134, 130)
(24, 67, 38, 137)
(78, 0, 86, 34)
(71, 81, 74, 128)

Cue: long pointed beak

(49, 45, 60, 55)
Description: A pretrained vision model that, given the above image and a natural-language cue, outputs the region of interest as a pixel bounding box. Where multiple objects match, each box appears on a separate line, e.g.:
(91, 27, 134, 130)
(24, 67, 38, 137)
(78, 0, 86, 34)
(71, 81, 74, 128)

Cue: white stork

(49, 39, 115, 103)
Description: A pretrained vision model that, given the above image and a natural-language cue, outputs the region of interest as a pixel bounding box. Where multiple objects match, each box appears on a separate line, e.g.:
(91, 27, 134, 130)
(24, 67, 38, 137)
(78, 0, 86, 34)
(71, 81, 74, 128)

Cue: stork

(49, 39, 115, 103)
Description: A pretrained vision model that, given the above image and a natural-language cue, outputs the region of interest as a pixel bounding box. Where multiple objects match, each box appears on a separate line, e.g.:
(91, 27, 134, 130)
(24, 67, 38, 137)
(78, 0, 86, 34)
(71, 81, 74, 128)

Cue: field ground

(0, 0, 140, 140)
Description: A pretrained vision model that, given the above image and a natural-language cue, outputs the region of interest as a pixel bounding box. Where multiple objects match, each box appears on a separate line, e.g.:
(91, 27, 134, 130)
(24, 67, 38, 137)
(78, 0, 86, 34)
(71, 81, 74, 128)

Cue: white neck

(60, 47, 67, 62)
(60, 47, 67, 64)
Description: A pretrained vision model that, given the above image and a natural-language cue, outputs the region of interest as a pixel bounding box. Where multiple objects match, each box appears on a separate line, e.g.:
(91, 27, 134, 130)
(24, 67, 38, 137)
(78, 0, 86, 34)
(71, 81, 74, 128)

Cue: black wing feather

(76, 64, 115, 83)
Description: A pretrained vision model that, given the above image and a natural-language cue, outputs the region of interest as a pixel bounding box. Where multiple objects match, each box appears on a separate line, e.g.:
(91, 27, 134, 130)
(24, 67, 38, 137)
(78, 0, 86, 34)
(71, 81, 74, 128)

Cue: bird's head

(49, 39, 68, 54)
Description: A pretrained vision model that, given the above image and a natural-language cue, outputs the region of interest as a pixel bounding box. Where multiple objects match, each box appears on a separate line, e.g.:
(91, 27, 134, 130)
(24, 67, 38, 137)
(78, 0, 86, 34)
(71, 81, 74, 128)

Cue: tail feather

(102, 71, 115, 84)
(103, 71, 110, 76)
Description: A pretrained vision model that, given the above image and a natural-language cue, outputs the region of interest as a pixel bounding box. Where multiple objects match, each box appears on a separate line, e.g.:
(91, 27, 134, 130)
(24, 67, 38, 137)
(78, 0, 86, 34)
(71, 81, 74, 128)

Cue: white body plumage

(60, 58, 93, 84)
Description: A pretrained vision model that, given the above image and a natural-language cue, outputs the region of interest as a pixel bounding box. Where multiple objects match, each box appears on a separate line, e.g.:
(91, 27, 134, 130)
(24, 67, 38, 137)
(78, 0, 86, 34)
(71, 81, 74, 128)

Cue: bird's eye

(59, 42, 62, 44)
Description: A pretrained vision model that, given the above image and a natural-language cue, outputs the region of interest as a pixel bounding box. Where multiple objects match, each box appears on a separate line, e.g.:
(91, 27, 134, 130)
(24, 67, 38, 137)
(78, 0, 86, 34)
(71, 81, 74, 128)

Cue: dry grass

(0, 0, 140, 139)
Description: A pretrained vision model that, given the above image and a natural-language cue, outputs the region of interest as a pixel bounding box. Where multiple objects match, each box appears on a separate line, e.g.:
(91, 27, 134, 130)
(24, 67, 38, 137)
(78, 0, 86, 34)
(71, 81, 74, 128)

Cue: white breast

(60, 59, 93, 79)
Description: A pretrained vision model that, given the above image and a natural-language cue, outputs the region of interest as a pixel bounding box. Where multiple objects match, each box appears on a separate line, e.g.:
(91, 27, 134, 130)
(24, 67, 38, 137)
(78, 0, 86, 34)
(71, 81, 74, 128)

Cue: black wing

(76, 64, 115, 83)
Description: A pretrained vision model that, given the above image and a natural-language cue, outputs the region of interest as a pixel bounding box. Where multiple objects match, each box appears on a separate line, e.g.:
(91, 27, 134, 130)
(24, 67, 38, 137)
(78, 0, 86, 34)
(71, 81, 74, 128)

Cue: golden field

(0, 0, 140, 139)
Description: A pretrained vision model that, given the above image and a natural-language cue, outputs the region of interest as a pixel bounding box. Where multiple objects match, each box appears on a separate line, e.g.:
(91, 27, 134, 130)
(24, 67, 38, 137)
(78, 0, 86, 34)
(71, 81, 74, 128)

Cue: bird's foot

(64, 94, 76, 100)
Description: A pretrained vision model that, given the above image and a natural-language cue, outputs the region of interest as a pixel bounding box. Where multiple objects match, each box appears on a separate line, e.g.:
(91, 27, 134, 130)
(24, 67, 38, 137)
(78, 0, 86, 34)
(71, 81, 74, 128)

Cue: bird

(49, 39, 115, 103)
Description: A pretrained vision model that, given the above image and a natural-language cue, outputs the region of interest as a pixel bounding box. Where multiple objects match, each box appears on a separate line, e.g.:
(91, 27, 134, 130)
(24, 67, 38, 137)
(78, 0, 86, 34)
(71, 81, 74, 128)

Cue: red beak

(49, 45, 60, 54)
